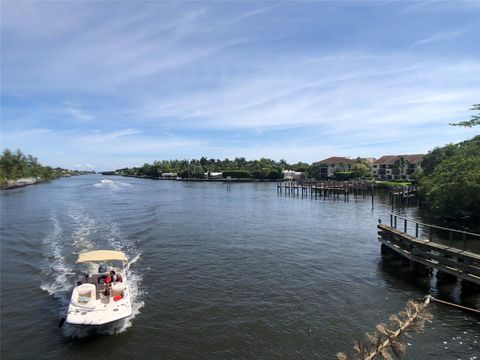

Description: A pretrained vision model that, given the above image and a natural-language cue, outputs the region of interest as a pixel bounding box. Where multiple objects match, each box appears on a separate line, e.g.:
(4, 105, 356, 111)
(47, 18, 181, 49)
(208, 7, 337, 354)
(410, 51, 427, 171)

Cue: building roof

(363, 157, 377, 164)
(403, 154, 424, 164)
(374, 154, 423, 165)
(317, 156, 354, 165)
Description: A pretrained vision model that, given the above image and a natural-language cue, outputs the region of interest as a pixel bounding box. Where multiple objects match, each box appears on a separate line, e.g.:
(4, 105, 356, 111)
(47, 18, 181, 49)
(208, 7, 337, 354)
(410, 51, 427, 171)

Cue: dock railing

(382, 213, 480, 253)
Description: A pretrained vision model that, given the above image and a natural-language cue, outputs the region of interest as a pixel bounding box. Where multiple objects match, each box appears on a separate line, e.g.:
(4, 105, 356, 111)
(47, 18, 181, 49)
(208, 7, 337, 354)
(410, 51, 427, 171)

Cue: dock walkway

(378, 214, 480, 286)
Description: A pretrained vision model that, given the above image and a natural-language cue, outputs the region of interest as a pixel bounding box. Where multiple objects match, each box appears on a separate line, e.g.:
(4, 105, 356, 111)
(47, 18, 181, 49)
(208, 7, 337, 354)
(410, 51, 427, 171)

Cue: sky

(1, 1, 479, 171)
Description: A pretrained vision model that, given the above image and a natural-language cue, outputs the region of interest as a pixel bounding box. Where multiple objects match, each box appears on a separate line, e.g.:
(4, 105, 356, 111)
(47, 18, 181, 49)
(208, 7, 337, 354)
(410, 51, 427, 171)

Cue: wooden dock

(390, 185, 418, 205)
(277, 180, 373, 201)
(277, 180, 418, 205)
(378, 214, 480, 287)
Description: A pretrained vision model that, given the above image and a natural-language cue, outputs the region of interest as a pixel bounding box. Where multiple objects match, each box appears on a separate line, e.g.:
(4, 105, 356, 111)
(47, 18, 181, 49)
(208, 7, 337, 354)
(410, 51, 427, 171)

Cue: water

(1, 175, 478, 359)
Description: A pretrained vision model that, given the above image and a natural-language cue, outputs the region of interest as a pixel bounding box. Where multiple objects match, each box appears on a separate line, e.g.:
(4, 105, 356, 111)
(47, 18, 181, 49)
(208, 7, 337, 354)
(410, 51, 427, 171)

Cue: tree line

(418, 135, 480, 225)
(417, 104, 479, 226)
(113, 156, 372, 180)
(0, 149, 93, 186)
(2, 105, 477, 225)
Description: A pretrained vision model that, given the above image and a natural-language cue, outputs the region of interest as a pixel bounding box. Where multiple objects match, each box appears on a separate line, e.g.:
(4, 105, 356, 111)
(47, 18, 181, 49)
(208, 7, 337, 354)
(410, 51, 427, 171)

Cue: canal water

(1, 175, 478, 359)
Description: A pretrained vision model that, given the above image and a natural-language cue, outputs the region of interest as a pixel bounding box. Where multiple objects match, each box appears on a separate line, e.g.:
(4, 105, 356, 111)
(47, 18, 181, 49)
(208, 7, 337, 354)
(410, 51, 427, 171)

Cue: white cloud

(1, 127, 208, 169)
(1, 2, 479, 169)
(137, 55, 479, 134)
(75, 163, 94, 170)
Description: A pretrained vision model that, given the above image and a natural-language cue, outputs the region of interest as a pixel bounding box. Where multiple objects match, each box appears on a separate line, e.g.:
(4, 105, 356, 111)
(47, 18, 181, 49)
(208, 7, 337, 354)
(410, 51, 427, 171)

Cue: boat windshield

(76, 260, 125, 275)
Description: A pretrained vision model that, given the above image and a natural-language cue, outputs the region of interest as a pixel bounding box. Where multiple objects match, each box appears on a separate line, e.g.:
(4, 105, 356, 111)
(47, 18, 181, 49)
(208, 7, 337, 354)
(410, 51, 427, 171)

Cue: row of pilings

(277, 180, 374, 202)
(380, 243, 480, 296)
(277, 180, 418, 205)
(389, 185, 418, 205)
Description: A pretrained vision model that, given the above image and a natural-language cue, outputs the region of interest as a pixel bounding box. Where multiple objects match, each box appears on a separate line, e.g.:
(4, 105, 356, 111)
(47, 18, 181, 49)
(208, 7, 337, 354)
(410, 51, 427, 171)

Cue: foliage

(374, 180, 412, 188)
(409, 168, 422, 181)
(116, 156, 377, 181)
(308, 162, 322, 179)
(117, 157, 290, 180)
(0, 148, 91, 186)
(290, 161, 311, 173)
(449, 104, 480, 127)
(393, 156, 408, 177)
(420, 143, 458, 175)
(222, 170, 251, 179)
(353, 158, 372, 179)
(334, 171, 355, 181)
(418, 135, 480, 222)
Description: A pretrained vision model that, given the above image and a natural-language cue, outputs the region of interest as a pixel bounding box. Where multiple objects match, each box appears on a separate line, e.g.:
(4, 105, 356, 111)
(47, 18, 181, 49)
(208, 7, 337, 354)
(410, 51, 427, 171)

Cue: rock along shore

(1, 177, 45, 190)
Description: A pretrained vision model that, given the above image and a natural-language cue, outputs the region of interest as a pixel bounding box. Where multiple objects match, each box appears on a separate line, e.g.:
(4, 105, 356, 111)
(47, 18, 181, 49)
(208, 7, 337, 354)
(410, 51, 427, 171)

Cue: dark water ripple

(1, 175, 479, 360)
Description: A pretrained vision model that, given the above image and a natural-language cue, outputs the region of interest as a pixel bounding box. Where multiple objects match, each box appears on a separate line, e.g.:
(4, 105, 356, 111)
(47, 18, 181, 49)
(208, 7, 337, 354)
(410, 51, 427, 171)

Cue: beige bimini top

(76, 250, 128, 263)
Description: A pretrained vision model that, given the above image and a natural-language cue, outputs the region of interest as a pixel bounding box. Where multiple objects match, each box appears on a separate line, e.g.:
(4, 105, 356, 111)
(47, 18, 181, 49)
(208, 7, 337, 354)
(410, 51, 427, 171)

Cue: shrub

(222, 170, 251, 179)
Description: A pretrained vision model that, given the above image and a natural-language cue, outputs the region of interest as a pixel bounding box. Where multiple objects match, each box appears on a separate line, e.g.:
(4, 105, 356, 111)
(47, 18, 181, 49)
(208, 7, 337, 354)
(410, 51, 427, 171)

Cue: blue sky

(1, 1, 479, 171)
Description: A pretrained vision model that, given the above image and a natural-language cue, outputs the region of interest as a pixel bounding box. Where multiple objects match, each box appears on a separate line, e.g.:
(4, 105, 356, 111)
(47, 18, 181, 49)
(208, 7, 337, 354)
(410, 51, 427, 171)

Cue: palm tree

(394, 156, 408, 179)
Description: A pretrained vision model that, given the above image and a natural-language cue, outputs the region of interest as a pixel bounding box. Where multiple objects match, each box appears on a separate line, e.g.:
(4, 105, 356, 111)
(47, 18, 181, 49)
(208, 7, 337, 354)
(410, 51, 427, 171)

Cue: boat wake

(93, 179, 133, 190)
(40, 214, 74, 308)
(39, 210, 144, 338)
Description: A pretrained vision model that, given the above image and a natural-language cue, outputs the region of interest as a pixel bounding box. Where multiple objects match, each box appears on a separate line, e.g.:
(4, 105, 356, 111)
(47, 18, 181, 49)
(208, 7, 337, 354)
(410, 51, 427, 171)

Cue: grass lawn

(374, 180, 413, 187)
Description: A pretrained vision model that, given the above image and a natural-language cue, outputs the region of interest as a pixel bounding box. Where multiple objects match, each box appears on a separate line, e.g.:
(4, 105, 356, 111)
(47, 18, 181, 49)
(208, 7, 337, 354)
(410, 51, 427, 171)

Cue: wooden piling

(378, 218, 480, 286)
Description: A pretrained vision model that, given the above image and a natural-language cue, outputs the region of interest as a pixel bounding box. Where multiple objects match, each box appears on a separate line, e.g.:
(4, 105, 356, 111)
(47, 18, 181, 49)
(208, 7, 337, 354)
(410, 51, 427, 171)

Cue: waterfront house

(206, 171, 223, 179)
(372, 154, 423, 180)
(315, 157, 354, 179)
(282, 170, 305, 180)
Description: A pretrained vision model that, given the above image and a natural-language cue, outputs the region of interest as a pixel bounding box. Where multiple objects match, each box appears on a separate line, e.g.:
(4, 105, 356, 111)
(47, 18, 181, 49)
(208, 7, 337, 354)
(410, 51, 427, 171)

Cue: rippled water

(1, 175, 478, 359)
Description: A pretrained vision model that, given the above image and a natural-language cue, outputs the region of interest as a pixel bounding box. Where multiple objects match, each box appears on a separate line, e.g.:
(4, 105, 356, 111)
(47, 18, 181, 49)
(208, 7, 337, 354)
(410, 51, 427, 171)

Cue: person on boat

(97, 264, 112, 295)
(110, 270, 123, 283)
(97, 274, 111, 283)
(98, 263, 107, 274)
(104, 275, 112, 295)
(97, 275, 112, 295)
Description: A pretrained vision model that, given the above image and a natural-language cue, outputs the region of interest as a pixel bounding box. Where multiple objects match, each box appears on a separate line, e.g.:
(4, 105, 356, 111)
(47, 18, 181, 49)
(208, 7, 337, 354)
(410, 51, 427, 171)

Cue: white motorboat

(65, 250, 132, 326)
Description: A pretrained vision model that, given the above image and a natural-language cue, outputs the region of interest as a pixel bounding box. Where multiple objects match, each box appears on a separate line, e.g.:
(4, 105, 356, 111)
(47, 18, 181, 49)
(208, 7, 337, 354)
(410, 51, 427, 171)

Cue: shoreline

(115, 174, 282, 182)
(0, 175, 72, 190)
(0, 177, 46, 190)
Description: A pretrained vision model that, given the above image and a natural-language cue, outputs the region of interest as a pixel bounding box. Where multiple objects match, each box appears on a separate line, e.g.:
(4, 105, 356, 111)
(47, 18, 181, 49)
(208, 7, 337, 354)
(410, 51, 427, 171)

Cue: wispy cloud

(82, 129, 143, 143)
(64, 105, 95, 122)
(402, 0, 442, 13)
(1, 127, 207, 169)
(409, 29, 468, 48)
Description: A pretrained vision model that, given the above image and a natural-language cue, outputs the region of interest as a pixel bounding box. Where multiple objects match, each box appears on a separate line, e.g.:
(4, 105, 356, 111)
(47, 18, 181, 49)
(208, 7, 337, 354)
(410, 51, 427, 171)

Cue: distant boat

(100, 179, 113, 184)
(64, 250, 132, 326)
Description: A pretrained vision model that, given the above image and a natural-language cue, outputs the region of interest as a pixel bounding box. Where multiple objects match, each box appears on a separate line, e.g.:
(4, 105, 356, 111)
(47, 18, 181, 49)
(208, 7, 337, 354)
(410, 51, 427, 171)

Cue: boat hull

(65, 280, 132, 326)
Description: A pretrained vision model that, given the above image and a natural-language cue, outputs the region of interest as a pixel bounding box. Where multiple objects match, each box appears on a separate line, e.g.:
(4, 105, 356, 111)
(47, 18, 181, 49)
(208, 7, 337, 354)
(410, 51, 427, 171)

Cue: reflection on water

(379, 253, 480, 311)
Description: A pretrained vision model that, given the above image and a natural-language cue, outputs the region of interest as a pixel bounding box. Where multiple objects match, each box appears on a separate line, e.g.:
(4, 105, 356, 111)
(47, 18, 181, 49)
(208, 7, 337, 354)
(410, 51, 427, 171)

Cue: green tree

(450, 104, 480, 127)
(1, 148, 82, 185)
(353, 158, 371, 179)
(421, 143, 458, 175)
(290, 162, 310, 173)
(419, 135, 480, 223)
(393, 156, 408, 179)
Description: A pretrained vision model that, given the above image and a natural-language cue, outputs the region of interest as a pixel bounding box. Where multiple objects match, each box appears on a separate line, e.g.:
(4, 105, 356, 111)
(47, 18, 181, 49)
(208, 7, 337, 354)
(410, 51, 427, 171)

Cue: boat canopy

(76, 250, 128, 263)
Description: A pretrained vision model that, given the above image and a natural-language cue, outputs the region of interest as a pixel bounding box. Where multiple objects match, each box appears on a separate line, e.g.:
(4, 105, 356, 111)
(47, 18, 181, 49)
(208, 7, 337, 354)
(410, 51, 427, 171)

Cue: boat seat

(76, 283, 96, 304)
(111, 283, 126, 297)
